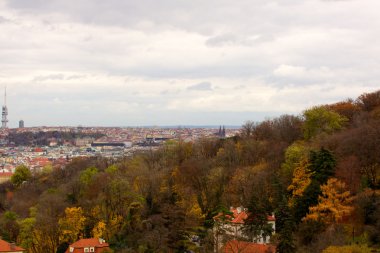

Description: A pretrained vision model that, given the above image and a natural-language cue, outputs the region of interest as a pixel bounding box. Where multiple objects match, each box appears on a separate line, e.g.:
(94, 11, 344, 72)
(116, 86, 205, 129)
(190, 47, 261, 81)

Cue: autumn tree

(292, 148, 336, 222)
(59, 207, 86, 244)
(272, 115, 303, 144)
(280, 141, 309, 186)
(34, 190, 67, 253)
(356, 90, 380, 112)
(287, 159, 312, 207)
(327, 99, 359, 123)
(322, 244, 373, 253)
(241, 120, 256, 138)
(361, 163, 380, 189)
(305, 178, 353, 224)
(226, 163, 268, 206)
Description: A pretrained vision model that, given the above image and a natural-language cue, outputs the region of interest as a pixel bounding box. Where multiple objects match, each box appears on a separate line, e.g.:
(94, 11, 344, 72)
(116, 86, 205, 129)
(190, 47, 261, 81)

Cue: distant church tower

(2, 88, 8, 129)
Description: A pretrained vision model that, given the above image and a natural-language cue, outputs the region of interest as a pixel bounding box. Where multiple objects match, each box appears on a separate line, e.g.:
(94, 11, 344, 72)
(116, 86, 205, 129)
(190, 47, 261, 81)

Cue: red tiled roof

(224, 240, 276, 253)
(0, 239, 25, 252)
(0, 172, 13, 177)
(231, 208, 248, 223)
(214, 207, 275, 224)
(65, 238, 110, 253)
(32, 157, 49, 162)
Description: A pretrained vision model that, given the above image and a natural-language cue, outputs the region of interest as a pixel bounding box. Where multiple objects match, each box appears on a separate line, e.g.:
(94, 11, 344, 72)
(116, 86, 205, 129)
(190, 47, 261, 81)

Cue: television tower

(2, 87, 8, 128)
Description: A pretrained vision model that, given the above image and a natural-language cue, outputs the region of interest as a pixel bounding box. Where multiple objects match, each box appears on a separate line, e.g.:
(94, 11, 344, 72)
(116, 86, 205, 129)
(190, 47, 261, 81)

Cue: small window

(90, 247, 95, 252)
(84, 248, 89, 253)
(70, 247, 74, 253)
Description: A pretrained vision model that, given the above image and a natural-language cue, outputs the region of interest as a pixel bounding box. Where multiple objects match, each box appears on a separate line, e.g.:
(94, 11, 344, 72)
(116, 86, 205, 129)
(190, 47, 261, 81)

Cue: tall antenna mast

(2, 87, 8, 128)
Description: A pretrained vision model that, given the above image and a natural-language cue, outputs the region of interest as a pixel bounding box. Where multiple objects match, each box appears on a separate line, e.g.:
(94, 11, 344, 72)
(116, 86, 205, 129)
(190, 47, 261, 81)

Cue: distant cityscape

(0, 88, 240, 182)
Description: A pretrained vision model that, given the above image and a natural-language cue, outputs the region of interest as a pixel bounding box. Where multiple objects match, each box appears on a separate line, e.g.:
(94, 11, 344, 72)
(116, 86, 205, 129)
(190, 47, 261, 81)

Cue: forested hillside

(1, 90, 380, 253)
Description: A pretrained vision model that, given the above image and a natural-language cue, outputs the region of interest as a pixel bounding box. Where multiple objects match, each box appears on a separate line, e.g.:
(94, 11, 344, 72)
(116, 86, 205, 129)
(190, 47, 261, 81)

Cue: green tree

(11, 165, 32, 187)
(303, 106, 348, 140)
(244, 195, 274, 243)
(79, 167, 98, 186)
(0, 211, 19, 242)
(19, 217, 37, 251)
(281, 141, 309, 178)
(309, 148, 336, 184)
(276, 195, 296, 253)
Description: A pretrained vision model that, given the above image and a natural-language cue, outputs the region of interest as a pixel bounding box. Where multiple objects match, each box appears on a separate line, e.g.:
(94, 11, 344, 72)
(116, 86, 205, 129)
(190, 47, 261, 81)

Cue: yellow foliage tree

(92, 220, 106, 238)
(305, 178, 354, 223)
(322, 244, 373, 253)
(59, 207, 86, 243)
(172, 167, 205, 220)
(287, 159, 312, 206)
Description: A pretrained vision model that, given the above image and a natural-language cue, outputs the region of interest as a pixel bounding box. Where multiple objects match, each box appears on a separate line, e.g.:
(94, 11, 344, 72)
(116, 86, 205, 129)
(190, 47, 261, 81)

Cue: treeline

(7, 130, 104, 146)
(0, 90, 380, 252)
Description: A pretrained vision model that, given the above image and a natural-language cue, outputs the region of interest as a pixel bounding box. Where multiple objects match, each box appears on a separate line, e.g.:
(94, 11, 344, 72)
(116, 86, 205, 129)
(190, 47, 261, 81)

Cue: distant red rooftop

(224, 240, 276, 253)
(0, 239, 25, 252)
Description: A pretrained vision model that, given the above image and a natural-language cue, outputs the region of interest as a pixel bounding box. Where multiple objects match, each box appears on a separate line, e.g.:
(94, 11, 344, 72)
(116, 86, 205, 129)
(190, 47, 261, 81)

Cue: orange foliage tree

(305, 178, 353, 223)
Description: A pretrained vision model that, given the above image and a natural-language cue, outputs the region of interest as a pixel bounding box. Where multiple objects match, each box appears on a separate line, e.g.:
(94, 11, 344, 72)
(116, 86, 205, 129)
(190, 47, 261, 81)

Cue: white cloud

(0, 0, 380, 126)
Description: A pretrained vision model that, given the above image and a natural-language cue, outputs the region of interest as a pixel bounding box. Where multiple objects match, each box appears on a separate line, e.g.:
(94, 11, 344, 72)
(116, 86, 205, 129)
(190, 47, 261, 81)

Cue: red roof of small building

(65, 238, 110, 253)
(33, 148, 43, 152)
(214, 207, 275, 224)
(0, 172, 13, 178)
(224, 240, 276, 253)
(0, 239, 25, 252)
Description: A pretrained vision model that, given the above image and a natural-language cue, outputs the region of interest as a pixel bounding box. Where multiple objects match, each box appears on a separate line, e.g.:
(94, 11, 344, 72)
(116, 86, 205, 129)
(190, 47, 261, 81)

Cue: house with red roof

(0, 239, 25, 253)
(213, 207, 276, 253)
(65, 238, 110, 253)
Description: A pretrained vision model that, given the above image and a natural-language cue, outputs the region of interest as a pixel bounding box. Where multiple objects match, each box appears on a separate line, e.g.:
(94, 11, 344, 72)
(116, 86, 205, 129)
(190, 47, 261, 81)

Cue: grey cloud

(3, 0, 307, 36)
(66, 75, 86, 80)
(0, 16, 10, 23)
(32, 74, 86, 82)
(206, 34, 239, 47)
(187, 82, 213, 91)
(33, 74, 65, 82)
(234, 85, 247, 90)
(206, 33, 273, 48)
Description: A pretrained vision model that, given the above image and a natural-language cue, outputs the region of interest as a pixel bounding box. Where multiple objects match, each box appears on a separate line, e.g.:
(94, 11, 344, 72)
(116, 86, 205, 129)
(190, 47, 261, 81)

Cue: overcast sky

(0, 0, 379, 127)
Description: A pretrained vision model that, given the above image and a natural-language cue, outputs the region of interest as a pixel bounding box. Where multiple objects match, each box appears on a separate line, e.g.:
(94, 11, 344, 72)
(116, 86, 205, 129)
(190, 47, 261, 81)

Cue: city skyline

(1, 0, 379, 127)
